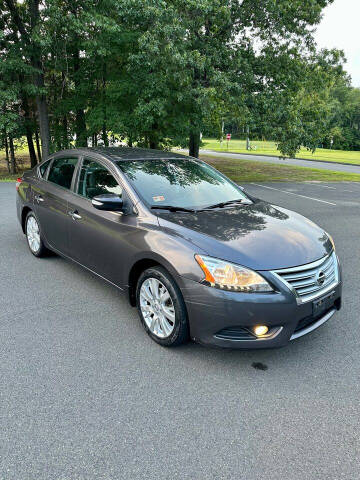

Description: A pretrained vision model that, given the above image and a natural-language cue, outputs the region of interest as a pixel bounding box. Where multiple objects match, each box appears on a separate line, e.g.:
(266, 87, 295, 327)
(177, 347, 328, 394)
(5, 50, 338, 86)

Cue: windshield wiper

(150, 205, 196, 213)
(200, 199, 245, 210)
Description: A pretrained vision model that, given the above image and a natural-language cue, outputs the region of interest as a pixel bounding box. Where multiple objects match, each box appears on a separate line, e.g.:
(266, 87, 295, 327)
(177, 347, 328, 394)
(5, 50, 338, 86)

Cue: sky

(315, 0, 360, 87)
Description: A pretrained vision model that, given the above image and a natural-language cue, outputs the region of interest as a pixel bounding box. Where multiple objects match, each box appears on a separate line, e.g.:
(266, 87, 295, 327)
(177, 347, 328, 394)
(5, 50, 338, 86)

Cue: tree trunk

(63, 116, 69, 149)
(149, 126, 159, 150)
(189, 128, 201, 158)
(4, 134, 10, 173)
(73, 51, 87, 147)
(53, 119, 62, 151)
(35, 91, 50, 160)
(33, 64, 50, 160)
(102, 62, 108, 147)
(32, 18, 50, 158)
(9, 136, 16, 174)
(149, 138, 159, 149)
(35, 128, 42, 163)
(26, 130, 38, 168)
(23, 107, 38, 167)
(61, 72, 69, 149)
(22, 92, 37, 167)
(75, 109, 87, 147)
(102, 125, 109, 147)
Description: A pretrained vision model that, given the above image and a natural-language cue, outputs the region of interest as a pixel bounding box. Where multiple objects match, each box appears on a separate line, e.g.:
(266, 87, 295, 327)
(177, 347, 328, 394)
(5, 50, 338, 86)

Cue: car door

(32, 155, 79, 255)
(67, 156, 138, 286)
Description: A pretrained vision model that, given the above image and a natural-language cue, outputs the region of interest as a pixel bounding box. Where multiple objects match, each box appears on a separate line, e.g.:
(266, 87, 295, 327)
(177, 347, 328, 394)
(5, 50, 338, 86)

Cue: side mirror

(92, 194, 124, 211)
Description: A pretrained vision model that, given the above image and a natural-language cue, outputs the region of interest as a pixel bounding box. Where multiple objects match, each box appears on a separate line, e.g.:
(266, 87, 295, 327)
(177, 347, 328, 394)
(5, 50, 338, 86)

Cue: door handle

(68, 210, 82, 220)
(35, 194, 44, 202)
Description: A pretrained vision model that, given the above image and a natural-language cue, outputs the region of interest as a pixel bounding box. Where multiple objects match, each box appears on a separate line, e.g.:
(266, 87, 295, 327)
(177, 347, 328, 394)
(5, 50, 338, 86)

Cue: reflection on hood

(159, 201, 289, 241)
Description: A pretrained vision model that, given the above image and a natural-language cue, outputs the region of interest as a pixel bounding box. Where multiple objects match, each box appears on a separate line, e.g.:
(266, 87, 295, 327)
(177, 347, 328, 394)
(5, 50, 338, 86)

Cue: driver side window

(78, 159, 122, 199)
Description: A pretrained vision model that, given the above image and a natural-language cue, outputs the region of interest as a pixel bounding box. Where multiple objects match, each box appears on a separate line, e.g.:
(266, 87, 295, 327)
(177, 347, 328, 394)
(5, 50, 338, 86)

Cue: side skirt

(46, 242, 125, 293)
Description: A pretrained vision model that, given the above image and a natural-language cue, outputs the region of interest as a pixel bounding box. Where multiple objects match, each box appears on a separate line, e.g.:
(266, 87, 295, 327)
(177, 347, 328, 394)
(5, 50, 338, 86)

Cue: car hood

(156, 200, 332, 270)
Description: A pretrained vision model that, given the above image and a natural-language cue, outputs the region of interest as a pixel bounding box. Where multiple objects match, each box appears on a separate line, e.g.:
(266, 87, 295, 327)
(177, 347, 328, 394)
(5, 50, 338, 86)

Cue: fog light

(253, 325, 269, 337)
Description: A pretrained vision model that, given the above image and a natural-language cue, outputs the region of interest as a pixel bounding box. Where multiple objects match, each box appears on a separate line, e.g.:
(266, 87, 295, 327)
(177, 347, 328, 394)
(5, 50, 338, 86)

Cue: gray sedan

(16, 147, 342, 348)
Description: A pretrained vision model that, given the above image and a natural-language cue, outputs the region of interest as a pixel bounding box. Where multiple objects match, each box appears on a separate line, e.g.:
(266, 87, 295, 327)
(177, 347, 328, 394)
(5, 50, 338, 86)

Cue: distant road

(189, 149, 360, 174)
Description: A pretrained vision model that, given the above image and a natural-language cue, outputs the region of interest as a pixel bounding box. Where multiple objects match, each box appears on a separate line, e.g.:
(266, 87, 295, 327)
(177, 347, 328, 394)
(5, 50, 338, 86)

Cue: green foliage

(0, 0, 357, 164)
(325, 80, 360, 150)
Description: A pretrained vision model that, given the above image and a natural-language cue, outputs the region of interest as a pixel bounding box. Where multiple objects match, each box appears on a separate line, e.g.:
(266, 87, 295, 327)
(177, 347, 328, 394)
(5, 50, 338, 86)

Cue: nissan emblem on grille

(317, 271, 326, 286)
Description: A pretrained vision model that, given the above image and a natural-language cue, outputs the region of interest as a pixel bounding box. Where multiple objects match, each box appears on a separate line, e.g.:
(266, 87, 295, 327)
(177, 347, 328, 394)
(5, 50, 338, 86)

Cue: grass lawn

(201, 155, 360, 183)
(0, 156, 31, 182)
(0, 164, 29, 182)
(0, 173, 22, 182)
(0, 143, 34, 181)
(202, 138, 360, 165)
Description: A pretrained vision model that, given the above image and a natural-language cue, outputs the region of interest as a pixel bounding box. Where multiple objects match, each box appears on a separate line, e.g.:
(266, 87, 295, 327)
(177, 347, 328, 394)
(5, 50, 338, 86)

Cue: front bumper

(176, 271, 342, 349)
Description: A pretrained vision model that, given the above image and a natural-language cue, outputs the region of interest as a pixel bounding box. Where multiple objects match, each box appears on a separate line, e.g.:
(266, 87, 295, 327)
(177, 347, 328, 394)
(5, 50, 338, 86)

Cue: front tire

(136, 266, 189, 347)
(25, 211, 49, 257)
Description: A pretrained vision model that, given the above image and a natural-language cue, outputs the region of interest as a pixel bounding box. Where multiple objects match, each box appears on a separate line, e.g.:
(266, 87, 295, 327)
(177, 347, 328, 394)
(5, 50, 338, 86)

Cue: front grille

(272, 251, 339, 303)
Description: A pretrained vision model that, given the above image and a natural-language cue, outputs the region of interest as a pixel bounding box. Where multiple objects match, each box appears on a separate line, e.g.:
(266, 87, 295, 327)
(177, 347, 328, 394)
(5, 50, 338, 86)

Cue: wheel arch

(128, 256, 177, 306)
(21, 206, 32, 233)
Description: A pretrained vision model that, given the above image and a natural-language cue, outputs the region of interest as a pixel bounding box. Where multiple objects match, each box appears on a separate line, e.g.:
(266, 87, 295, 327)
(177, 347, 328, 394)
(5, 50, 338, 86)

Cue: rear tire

(136, 266, 189, 347)
(25, 211, 49, 258)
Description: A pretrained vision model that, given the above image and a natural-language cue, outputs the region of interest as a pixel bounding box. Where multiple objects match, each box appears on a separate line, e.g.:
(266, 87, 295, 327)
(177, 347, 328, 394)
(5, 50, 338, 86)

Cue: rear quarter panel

(16, 170, 35, 228)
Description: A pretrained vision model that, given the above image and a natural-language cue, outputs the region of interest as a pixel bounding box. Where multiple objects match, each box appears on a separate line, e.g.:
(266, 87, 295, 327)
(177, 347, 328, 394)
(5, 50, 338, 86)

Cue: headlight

(326, 232, 336, 251)
(195, 255, 273, 292)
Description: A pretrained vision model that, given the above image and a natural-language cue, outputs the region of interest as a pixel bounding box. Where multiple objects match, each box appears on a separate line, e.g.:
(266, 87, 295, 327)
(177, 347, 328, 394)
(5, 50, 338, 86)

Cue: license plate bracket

(312, 290, 336, 316)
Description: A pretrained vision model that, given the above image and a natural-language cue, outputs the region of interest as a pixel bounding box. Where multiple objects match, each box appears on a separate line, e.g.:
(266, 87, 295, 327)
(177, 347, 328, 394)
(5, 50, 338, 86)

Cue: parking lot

(1, 181, 359, 480)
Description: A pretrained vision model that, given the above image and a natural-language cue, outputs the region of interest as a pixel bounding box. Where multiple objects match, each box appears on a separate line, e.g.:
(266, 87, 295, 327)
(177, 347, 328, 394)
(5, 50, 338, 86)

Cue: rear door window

(47, 157, 78, 190)
(39, 160, 51, 178)
(77, 159, 122, 199)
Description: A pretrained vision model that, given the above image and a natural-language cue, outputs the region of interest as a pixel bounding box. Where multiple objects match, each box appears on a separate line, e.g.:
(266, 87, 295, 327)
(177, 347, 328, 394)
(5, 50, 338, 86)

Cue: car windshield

(118, 158, 249, 210)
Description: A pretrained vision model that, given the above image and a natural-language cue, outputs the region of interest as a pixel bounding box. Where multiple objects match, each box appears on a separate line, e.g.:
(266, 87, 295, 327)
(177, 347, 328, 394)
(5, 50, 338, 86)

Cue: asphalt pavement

(1, 181, 360, 480)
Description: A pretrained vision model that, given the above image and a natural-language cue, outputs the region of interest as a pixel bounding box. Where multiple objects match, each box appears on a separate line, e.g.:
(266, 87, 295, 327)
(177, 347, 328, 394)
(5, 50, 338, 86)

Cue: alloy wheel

(139, 278, 175, 338)
(27, 216, 41, 253)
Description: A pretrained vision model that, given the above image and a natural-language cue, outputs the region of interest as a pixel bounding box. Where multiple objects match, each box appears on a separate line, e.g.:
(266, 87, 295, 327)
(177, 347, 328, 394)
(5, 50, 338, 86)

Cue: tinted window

(47, 157, 78, 189)
(78, 159, 122, 199)
(118, 158, 248, 209)
(39, 160, 51, 178)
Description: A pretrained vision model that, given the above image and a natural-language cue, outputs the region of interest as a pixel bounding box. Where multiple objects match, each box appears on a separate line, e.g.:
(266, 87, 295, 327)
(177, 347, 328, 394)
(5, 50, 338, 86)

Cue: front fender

(126, 231, 208, 285)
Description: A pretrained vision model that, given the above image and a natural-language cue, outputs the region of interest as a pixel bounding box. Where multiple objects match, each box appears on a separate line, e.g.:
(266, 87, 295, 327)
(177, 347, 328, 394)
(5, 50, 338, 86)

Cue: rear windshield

(118, 158, 248, 210)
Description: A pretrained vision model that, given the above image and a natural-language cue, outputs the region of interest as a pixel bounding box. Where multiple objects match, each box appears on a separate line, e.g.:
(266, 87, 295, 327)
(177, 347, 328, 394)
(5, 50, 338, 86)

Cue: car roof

(51, 147, 191, 163)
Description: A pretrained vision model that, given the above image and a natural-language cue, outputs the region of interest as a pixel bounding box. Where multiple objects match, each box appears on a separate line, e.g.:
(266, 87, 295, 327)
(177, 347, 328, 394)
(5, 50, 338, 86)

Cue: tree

(0, 96, 19, 173)
(120, 0, 343, 157)
(254, 48, 346, 157)
(325, 79, 360, 150)
(2, 0, 51, 159)
(0, 0, 353, 163)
